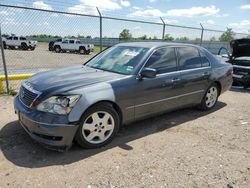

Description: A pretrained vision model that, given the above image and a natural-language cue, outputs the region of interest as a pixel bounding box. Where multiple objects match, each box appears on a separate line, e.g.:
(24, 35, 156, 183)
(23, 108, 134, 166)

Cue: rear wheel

(79, 47, 86, 54)
(198, 83, 219, 111)
(75, 103, 120, 149)
(3, 42, 7, 49)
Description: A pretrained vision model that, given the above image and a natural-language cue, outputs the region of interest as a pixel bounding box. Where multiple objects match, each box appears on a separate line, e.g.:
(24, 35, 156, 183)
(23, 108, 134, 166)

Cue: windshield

(86, 46, 149, 75)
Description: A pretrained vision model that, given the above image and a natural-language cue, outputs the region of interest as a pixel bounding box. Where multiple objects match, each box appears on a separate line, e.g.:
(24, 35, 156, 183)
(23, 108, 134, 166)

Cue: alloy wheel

(205, 86, 218, 108)
(82, 111, 115, 144)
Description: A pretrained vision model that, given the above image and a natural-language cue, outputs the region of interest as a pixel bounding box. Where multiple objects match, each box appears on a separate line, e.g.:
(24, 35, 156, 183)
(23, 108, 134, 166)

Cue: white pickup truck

(53, 39, 94, 54)
(2, 36, 37, 50)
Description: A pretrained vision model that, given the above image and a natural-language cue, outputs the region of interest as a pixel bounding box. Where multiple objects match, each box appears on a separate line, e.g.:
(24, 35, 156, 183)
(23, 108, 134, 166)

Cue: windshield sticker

(123, 50, 139, 57)
(126, 66, 134, 72)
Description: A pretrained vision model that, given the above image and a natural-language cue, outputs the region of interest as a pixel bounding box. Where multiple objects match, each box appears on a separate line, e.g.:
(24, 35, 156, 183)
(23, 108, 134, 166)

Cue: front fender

(68, 83, 115, 122)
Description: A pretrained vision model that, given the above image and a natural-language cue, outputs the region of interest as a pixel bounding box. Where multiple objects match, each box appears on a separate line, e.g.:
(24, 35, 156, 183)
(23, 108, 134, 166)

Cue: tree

(153, 36, 158, 40)
(219, 28, 235, 42)
(175, 36, 189, 41)
(138, 35, 147, 40)
(164, 34, 174, 41)
(119, 29, 132, 40)
(210, 36, 216, 42)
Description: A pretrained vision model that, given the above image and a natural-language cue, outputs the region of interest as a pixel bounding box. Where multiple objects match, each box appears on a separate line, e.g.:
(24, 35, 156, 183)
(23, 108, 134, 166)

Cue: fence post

(200, 23, 204, 46)
(96, 7, 102, 52)
(0, 24, 9, 94)
(160, 17, 165, 40)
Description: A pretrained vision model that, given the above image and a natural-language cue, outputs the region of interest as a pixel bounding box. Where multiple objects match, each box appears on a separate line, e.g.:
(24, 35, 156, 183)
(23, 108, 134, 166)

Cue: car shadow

(0, 102, 226, 168)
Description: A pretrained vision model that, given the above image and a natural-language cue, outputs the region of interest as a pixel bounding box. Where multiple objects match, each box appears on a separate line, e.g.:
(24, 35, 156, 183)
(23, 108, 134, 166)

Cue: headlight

(37, 95, 80, 115)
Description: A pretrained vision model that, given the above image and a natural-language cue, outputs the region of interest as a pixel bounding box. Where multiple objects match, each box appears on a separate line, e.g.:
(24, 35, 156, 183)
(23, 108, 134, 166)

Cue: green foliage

(219, 28, 235, 42)
(210, 36, 216, 42)
(138, 35, 147, 40)
(164, 34, 174, 41)
(119, 29, 132, 40)
(175, 36, 189, 41)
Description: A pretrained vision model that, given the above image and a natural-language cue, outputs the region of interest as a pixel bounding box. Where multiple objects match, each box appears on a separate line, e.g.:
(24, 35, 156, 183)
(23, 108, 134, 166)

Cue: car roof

(115, 41, 200, 49)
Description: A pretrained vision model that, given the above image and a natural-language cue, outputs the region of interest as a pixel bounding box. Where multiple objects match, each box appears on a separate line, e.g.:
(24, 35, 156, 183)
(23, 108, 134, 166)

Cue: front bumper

(233, 74, 250, 87)
(14, 96, 79, 150)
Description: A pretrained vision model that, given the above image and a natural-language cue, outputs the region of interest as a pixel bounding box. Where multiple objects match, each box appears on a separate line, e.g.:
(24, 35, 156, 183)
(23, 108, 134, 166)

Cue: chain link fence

(0, 3, 249, 93)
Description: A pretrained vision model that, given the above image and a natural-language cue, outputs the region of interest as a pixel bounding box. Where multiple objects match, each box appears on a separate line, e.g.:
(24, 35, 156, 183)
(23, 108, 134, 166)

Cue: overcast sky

(0, 0, 249, 39)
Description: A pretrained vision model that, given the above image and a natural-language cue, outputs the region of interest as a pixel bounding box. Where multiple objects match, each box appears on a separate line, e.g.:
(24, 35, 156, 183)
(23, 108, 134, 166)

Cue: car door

(6, 37, 13, 45)
(176, 46, 211, 106)
(68, 40, 75, 50)
(134, 47, 183, 119)
(13, 36, 19, 46)
(61, 40, 69, 50)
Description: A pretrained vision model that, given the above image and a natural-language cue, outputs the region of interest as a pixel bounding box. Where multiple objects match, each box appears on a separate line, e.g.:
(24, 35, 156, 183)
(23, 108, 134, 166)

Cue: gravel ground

(0, 44, 96, 74)
(0, 88, 249, 188)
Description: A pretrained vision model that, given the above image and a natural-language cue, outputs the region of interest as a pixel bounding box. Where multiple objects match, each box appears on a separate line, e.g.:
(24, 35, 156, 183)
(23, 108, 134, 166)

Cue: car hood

(27, 65, 125, 93)
(230, 39, 250, 58)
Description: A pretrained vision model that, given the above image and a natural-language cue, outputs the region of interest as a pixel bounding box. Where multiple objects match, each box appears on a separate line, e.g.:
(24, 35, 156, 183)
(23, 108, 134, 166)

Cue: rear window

(177, 47, 202, 70)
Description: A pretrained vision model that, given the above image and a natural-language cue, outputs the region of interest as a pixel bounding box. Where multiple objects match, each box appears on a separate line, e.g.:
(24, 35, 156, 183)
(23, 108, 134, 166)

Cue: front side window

(177, 47, 202, 70)
(62, 40, 68, 44)
(69, 40, 75, 44)
(20, 37, 26, 40)
(14, 37, 18, 40)
(145, 47, 177, 74)
(86, 46, 149, 75)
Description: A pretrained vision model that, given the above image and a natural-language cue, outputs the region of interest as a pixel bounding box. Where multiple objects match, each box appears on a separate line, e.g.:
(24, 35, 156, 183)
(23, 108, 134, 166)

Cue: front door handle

(203, 72, 210, 76)
(171, 78, 181, 83)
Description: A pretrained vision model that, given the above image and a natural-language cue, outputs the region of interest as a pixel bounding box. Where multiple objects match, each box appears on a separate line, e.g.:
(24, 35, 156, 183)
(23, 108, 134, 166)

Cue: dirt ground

(0, 88, 249, 188)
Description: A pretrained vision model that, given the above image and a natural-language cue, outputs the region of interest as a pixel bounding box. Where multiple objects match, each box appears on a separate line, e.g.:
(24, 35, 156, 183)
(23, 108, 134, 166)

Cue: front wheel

(198, 84, 219, 111)
(75, 103, 120, 149)
(55, 46, 61, 53)
(21, 43, 28, 50)
(79, 47, 86, 54)
(29, 46, 35, 51)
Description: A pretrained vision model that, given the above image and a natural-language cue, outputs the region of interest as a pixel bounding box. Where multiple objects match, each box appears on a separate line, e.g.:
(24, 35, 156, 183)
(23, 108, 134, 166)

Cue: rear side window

(199, 50, 211, 67)
(14, 37, 18, 40)
(69, 40, 74, 44)
(145, 47, 177, 74)
(177, 47, 202, 70)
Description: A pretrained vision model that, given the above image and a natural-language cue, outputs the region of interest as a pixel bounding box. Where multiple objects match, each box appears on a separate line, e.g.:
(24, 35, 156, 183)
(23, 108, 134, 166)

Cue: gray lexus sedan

(14, 42, 233, 150)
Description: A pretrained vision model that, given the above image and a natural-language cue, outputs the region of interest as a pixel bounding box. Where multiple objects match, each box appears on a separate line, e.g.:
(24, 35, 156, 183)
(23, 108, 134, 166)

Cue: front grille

(19, 86, 38, 107)
(233, 67, 250, 75)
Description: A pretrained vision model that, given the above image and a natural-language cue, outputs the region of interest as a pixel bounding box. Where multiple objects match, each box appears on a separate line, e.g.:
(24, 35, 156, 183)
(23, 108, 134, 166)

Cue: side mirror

(140, 67, 157, 79)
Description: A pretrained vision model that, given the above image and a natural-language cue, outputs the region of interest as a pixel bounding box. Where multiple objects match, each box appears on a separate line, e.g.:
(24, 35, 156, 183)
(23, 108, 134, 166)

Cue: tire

(55, 46, 61, 53)
(79, 47, 86, 54)
(29, 46, 35, 51)
(75, 103, 120, 149)
(85, 49, 90, 55)
(243, 85, 249, 89)
(21, 43, 28, 50)
(198, 83, 219, 111)
(3, 42, 6, 49)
